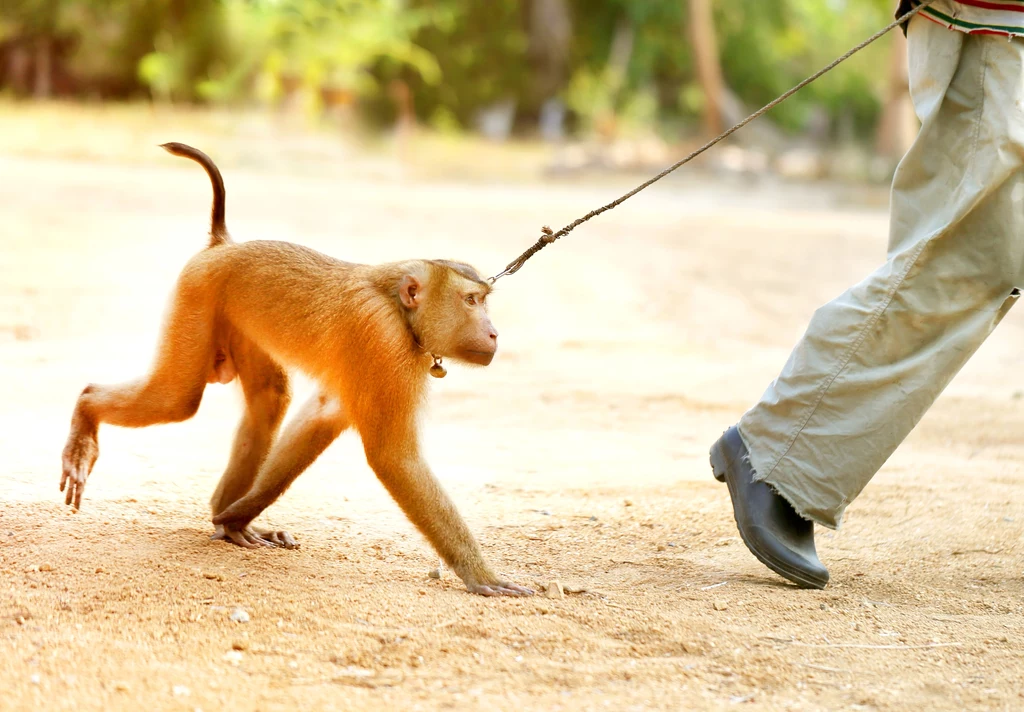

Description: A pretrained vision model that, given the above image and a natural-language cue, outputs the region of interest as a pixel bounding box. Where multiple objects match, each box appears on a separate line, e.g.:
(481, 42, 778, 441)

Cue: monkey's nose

(488, 329, 498, 341)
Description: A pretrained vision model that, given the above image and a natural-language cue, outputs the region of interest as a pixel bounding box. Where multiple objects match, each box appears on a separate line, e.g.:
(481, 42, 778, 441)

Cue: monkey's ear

(399, 275, 422, 309)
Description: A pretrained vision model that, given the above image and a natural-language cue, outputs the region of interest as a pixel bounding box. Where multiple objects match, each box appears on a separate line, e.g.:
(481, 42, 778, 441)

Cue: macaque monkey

(60, 143, 532, 597)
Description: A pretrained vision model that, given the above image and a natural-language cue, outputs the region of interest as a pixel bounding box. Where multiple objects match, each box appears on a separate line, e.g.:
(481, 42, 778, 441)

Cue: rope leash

(489, 0, 937, 284)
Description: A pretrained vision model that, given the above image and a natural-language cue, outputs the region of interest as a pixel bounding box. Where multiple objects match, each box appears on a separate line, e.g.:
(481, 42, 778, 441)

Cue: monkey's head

(399, 260, 498, 366)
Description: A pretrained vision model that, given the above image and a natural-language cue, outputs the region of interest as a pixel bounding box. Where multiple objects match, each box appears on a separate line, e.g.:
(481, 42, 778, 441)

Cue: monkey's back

(180, 240, 421, 389)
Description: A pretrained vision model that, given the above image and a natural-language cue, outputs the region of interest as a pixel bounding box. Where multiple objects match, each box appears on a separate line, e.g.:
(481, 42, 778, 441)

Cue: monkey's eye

(465, 295, 477, 306)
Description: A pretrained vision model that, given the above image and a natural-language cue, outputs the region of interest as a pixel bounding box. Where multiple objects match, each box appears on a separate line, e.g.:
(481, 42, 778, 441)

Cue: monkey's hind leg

(212, 392, 349, 547)
(60, 282, 217, 510)
(208, 336, 293, 549)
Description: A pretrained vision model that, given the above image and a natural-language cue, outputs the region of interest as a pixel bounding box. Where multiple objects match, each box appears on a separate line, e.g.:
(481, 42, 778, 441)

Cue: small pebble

(545, 581, 564, 600)
(30, 674, 41, 685)
(624, 499, 634, 507)
(229, 607, 250, 624)
(656, 545, 667, 552)
(428, 569, 441, 579)
(820, 603, 829, 611)
(172, 685, 191, 698)
(203, 572, 223, 581)
(114, 682, 130, 693)
(713, 601, 728, 611)
(231, 640, 248, 651)
(25, 565, 39, 573)
(418, 588, 427, 595)
(38, 564, 53, 573)
(288, 661, 299, 670)
(95, 567, 105, 574)
(589, 516, 598, 522)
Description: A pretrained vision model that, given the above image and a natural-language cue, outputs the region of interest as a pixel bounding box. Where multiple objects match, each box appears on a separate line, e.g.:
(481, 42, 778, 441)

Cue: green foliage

(261, 0, 441, 103)
(717, 0, 894, 136)
(0, 0, 902, 140)
(399, 0, 529, 130)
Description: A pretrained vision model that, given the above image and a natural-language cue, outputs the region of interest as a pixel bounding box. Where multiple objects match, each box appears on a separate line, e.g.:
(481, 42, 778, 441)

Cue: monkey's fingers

(211, 525, 275, 549)
(60, 467, 85, 509)
(467, 582, 535, 597)
(60, 435, 97, 510)
(257, 529, 300, 550)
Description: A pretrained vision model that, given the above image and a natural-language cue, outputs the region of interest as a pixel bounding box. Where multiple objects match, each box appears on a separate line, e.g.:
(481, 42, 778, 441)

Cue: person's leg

(739, 20, 1024, 529)
(712, 19, 1024, 587)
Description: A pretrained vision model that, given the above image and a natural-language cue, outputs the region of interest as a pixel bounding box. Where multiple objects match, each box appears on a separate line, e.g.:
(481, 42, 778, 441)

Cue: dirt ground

(1, 118, 1022, 711)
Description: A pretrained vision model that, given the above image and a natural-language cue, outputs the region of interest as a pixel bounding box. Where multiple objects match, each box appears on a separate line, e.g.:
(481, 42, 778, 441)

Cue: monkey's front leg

(363, 434, 533, 597)
(61, 405, 99, 510)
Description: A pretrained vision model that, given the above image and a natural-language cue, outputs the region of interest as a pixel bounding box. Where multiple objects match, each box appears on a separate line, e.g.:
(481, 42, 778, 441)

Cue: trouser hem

(736, 423, 843, 530)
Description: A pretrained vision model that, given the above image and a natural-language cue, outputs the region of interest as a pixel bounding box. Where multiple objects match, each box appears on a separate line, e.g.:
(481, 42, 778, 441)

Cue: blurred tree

(688, 0, 724, 136)
(525, 0, 572, 122)
(0, 0, 908, 147)
(716, 0, 892, 138)
(0, 0, 234, 100)
(260, 0, 441, 115)
(875, 27, 915, 158)
(565, 0, 687, 138)
(401, 0, 528, 131)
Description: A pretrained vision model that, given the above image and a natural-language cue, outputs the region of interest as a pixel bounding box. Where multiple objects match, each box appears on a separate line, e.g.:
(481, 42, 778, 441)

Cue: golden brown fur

(60, 144, 531, 597)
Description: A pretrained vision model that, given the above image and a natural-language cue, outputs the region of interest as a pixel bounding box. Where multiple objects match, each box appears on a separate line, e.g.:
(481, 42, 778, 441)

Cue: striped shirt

(898, 0, 1024, 36)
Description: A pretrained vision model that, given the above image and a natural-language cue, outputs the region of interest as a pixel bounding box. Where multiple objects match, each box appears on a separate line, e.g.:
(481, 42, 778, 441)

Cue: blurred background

(0, 0, 916, 181)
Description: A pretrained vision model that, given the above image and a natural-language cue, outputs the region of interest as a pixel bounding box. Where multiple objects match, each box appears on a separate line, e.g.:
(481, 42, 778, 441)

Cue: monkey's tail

(160, 142, 232, 248)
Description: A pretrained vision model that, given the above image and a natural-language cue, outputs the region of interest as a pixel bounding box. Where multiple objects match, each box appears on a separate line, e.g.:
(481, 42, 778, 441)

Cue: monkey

(59, 142, 533, 597)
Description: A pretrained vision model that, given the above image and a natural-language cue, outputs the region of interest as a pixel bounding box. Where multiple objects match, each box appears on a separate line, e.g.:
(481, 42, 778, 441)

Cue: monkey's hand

(211, 523, 299, 550)
(60, 431, 99, 510)
(464, 576, 534, 597)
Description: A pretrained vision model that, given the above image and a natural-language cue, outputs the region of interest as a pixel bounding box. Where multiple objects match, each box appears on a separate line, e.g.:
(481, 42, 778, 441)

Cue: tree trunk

(526, 0, 572, 109)
(688, 0, 724, 137)
(875, 30, 916, 158)
(33, 36, 53, 99)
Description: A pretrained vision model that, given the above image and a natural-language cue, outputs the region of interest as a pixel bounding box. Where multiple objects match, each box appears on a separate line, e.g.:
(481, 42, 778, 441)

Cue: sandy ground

(1, 129, 1022, 711)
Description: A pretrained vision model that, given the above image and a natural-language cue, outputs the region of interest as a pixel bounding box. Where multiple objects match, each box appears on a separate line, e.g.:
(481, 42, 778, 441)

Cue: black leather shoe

(709, 426, 829, 589)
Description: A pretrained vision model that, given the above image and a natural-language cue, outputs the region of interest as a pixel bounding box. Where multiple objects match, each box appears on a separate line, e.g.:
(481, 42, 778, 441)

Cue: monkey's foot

(465, 580, 534, 597)
(211, 524, 299, 550)
(60, 432, 99, 510)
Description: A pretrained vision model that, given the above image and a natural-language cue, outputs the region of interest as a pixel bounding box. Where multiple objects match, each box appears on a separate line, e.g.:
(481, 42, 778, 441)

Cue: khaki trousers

(737, 17, 1024, 528)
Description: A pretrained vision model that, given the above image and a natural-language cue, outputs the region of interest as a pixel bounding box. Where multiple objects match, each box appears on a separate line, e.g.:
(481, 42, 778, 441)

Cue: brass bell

(429, 355, 447, 378)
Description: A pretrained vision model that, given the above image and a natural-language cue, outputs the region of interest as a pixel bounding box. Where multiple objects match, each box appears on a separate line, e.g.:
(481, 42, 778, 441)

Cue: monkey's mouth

(463, 350, 495, 366)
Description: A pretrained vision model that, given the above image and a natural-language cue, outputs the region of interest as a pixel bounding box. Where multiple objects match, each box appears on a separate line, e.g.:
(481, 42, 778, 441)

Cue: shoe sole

(709, 440, 827, 590)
